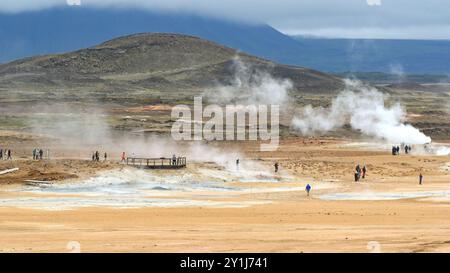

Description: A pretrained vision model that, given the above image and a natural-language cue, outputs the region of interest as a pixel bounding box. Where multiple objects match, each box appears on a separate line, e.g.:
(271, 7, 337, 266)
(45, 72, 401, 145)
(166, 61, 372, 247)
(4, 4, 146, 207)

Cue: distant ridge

(0, 33, 343, 101)
(2, 7, 449, 74)
(290, 36, 450, 74)
(0, 7, 306, 67)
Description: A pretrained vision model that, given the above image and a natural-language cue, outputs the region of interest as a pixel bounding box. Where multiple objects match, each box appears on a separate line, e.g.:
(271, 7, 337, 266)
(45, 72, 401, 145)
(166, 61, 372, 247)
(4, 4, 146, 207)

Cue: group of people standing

(92, 151, 107, 162)
(354, 164, 367, 182)
(92, 151, 128, 163)
(392, 144, 412, 155)
(392, 146, 400, 155)
(32, 148, 46, 160)
(404, 145, 412, 154)
(0, 149, 12, 160)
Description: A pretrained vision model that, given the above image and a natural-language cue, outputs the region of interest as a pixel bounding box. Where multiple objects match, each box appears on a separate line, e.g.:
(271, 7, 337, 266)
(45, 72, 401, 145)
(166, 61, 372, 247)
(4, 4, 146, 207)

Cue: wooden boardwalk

(126, 157, 186, 169)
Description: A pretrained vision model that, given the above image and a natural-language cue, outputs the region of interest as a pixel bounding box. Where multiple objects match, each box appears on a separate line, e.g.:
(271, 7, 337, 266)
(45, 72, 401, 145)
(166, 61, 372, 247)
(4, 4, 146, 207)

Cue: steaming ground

(292, 80, 433, 145)
(1, 163, 301, 210)
(340, 141, 450, 156)
(0, 61, 449, 251)
(1, 137, 450, 252)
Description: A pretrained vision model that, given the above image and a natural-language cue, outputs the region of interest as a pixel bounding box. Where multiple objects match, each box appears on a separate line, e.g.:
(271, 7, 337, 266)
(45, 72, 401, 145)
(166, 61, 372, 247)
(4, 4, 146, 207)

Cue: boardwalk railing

(126, 157, 186, 169)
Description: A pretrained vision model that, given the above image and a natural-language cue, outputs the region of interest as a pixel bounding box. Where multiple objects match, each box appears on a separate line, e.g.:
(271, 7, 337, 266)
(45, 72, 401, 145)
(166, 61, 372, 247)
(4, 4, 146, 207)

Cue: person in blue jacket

(306, 184, 312, 196)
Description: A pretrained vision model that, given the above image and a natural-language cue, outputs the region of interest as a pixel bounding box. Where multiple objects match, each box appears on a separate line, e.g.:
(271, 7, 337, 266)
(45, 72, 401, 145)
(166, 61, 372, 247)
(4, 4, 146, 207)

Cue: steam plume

(204, 56, 292, 106)
(292, 80, 432, 144)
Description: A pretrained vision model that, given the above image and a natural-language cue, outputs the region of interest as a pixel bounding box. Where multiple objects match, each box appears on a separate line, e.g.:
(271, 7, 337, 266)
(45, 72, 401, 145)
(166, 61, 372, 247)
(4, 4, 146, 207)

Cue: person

(0, 149, 3, 160)
(392, 146, 396, 155)
(172, 154, 177, 165)
(362, 165, 367, 179)
(236, 159, 240, 170)
(32, 148, 36, 160)
(39, 149, 43, 160)
(104, 152, 107, 162)
(121, 152, 126, 163)
(306, 184, 312, 196)
(274, 162, 279, 173)
(354, 164, 361, 182)
(419, 173, 423, 185)
(95, 151, 100, 162)
(356, 164, 361, 177)
(92, 152, 95, 161)
(406, 145, 411, 154)
(7, 149, 11, 160)
(396, 146, 400, 155)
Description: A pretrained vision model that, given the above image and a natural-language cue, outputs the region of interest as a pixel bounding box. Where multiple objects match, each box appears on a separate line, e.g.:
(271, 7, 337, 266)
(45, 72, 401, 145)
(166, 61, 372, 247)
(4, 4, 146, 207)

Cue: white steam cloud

(292, 80, 432, 145)
(27, 103, 111, 146)
(389, 63, 406, 83)
(24, 103, 275, 170)
(204, 56, 292, 106)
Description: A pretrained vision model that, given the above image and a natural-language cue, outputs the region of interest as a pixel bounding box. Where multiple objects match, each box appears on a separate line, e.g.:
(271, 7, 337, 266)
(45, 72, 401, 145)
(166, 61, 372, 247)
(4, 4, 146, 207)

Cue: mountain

(291, 36, 450, 75)
(2, 7, 449, 75)
(0, 33, 343, 105)
(0, 7, 305, 67)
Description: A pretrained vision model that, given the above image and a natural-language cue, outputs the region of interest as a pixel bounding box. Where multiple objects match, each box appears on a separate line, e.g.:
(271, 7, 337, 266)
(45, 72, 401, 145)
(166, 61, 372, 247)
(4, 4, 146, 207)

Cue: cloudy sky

(1, 0, 449, 39)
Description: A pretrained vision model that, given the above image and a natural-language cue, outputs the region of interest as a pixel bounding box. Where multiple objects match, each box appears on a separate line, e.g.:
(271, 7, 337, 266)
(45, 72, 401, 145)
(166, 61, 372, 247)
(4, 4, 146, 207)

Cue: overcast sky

(1, 0, 449, 39)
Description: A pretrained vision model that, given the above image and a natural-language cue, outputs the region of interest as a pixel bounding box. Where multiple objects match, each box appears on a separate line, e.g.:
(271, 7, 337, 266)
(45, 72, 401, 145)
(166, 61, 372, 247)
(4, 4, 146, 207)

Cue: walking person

(419, 173, 423, 185)
(121, 152, 126, 163)
(104, 152, 107, 162)
(362, 165, 367, 179)
(7, 149, 12, 160)
(236, 159, 240, 170)
(274, 162, 279, 173)
(306, 184, 312, 197)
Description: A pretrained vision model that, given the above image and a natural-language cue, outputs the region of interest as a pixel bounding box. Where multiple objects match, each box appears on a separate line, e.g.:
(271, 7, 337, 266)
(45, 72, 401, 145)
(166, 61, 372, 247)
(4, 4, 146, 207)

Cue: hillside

(0, 33, 448, 140)
(0, 7, 310, 69)
(0, 33, 343, 105)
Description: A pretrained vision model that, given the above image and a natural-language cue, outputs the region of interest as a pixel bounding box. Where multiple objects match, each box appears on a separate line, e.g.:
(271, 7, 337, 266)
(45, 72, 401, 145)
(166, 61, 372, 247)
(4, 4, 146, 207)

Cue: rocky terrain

(0, 33, 343, 105)
(0, 33, 448, 140)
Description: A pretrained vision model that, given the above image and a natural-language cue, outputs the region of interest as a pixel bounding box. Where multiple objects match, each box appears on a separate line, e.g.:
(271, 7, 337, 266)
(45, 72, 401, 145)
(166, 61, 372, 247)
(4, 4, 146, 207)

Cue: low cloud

(1, 1, 450, 39)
